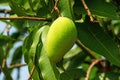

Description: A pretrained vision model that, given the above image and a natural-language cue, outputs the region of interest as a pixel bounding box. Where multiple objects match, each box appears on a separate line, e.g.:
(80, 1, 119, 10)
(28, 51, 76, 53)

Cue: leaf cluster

(0, 0, 120, 80)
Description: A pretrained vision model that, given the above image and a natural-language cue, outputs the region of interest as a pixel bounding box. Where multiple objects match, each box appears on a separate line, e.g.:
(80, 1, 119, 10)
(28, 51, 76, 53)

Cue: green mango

(45, 17, 77, 63)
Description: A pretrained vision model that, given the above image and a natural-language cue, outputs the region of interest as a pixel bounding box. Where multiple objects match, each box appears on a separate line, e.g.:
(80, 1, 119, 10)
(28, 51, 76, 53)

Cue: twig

(1, 11, 10, 70)
(0, 17, 52, 21)
(8, 64, 27, 69)
(1, 43, 9, 69)
(51, 0, 61, 16)
(81, 0, 98, 22)
(28, 66, 35, 80)
(85, 59, 104, 80)
(1, 58, 6, 69)
(75, 39, 97, 59)
(0, 9, 11, 13)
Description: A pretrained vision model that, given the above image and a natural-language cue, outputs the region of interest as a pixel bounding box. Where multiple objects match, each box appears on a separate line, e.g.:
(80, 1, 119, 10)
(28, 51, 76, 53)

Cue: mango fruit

(45, 17, 77, 63)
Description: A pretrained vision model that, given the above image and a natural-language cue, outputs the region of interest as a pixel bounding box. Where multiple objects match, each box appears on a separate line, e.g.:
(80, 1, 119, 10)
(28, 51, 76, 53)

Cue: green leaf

(11, 46, 22, 65)
(28, 26, 45, 62)
(58, 0, 74, 19)
(95, 72, 120, 80)
(29, 0, 45, 11)
(10, 20, 26, 30)
(23, 28, 42, 63)
(74, 0, 119, 19)
(67, 51, 87, 70)
(3, 67, 13, 80)
(17, 0, 31, 11)
(9, 0, 32, 16)
(0, 34, 13, 46)
(22, 29, 37, 63)
(60, 69, 85, 80)
(26, 20, 45, 32)
(81, 63, 98, 80)
(35, 0, 54, 17)
(0, 47, 4, 66)
(22, 25, 48, 63)
(28, 40, 44, 80)
(28, 59, 41, 80)
(38, 47, 60, 80)
(76, 20, 120, 67)
(38, 26, 60, 80)
(41, 25, 49, 45)
(11, 32, 21, 40)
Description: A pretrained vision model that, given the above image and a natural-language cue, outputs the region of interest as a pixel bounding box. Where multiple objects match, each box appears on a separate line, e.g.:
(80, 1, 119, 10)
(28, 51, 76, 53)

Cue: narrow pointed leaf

(38, 26, 60, 80)
(29, 27, 45, 62)
(11, 46, 22, 64)
(76, 21, 120, 67)
(22, 29, 38, 63)
(38, 47, 60, 80)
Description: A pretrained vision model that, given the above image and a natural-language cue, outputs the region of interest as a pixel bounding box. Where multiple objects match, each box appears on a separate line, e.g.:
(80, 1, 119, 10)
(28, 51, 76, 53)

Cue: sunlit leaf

(38, 46, 60, 80)
(58, 0, 74, 19)
(38, 26, 60, 80)
(22, 25, 48, 63)
(29, 26, 45, 62)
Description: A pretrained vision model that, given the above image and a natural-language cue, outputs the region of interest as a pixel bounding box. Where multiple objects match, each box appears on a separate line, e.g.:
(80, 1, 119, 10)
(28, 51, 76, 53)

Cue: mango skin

(45, 17, 77, 63)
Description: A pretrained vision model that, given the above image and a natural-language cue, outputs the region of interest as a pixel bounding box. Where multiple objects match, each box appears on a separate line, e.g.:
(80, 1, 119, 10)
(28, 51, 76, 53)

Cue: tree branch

(85, 59, 104, 80)
(8, 64, 27, 69)
(75, 39, 97, 59)
(28, 66, 35, 80)
(1, 43, 9, 69)
(0, 17, 52, 21)
(1, 13, 10, 70)
(51, 0, 61, 17)
(0, 9, 10, 14)
(81, 0, 98, 22)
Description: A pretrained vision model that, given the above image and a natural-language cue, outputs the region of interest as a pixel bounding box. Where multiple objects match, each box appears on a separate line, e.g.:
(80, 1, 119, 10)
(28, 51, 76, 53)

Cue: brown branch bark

(85, 59, 104, 80)
(51, 0, 61, 17)
(1, 43, 9, 69)
(0, 17, 52, 21)
(1, 15, 10, 70)
(28, 66, 35, 80)
(8, 64, 27, 69)
(81, 0, 98, 22)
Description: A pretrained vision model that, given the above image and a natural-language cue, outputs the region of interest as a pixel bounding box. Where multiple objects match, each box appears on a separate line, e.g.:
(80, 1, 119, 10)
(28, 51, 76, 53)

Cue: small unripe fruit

(45, 17, 77, 63)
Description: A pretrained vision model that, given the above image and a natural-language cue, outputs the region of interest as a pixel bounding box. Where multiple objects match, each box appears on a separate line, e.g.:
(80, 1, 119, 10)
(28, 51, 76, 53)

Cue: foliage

(0, 0, 120, 80)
